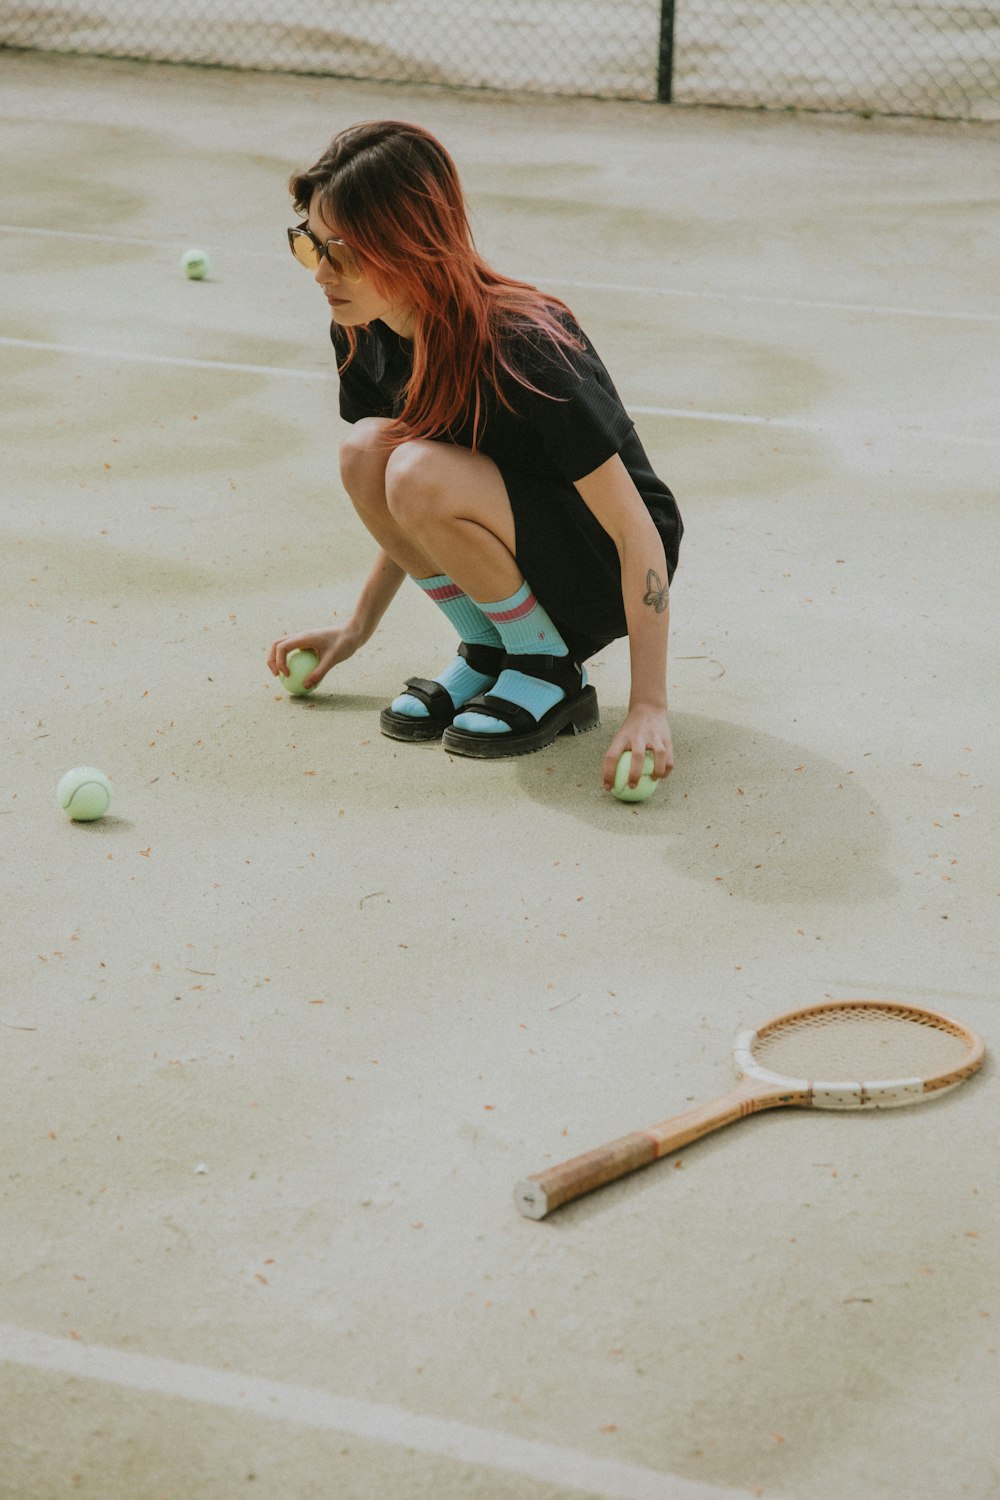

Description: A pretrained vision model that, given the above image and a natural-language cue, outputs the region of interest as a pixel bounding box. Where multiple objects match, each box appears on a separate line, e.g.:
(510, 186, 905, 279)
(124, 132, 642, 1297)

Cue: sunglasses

(287, 222, 364, 282)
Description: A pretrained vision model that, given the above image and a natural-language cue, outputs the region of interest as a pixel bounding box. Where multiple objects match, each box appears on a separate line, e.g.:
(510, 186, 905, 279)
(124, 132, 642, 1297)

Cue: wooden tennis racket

(514, 999, 985, 1220)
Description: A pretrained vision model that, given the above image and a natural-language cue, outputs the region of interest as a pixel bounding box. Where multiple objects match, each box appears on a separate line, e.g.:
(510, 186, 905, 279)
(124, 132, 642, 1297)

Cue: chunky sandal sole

(442, 684, 600, 759)
(379, 708, 451, 742)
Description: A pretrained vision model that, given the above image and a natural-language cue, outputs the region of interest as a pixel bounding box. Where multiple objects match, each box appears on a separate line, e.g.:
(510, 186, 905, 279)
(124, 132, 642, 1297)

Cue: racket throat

(643, 1076, 794, 1159)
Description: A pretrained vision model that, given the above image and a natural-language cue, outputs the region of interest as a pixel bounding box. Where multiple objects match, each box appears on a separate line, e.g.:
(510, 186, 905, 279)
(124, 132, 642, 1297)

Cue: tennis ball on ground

(58, 766, 112, 821)
(612, 749, 657, 803)
(180, 248, 210, 280)
(281, 649, 319, 696)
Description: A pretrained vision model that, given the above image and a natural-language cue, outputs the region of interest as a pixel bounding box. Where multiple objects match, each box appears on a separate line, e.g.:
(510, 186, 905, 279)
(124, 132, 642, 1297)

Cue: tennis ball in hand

(58, 766, 112, 821)
(612, 749, 657, 803)
(281, 649, 319, 696)
(180, 248, 210, 280)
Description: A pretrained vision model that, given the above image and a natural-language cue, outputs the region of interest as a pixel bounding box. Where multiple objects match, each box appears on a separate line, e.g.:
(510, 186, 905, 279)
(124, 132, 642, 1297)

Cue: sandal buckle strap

(465, 693, 537, 734)
(400, 676, 452, 712)
(499, 652, 584, 694)
(458, 641, 505, 675)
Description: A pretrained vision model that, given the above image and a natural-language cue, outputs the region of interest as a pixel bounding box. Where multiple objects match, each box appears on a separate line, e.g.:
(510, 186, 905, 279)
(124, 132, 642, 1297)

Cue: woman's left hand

(602, 706, 674, 792)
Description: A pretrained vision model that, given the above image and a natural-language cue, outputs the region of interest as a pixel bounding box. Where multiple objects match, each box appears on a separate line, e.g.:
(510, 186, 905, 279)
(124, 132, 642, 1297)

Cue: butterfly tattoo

(642, 569, 670, 614)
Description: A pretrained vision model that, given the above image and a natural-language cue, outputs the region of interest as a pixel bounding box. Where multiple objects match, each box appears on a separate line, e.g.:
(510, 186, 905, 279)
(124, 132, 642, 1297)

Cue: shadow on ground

(514, 709, 898, 906)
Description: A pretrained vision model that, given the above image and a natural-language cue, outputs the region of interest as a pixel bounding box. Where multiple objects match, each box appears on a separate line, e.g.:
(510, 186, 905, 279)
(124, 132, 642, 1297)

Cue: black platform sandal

(441, 653, 600, 759)
(378, 642, 504, 742)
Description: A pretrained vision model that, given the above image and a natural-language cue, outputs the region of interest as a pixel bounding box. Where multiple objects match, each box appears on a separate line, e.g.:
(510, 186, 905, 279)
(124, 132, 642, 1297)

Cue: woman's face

(308, 190, 414, 337)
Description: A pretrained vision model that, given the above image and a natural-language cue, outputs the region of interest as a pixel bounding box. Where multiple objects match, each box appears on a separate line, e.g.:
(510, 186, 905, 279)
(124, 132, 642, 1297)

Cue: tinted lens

(289, 230, 321, 270)
(326, 243, 362, 281)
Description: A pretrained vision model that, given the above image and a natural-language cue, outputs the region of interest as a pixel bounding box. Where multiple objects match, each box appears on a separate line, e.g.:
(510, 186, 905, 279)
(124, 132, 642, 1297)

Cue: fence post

(657, 0, 676, 102)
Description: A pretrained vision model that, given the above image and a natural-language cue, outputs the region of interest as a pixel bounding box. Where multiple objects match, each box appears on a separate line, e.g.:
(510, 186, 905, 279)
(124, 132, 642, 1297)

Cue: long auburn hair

(289, 120, 582, 449)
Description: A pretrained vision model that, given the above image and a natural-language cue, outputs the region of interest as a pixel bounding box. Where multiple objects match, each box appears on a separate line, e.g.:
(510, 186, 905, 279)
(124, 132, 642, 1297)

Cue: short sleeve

(510, 329, 635, 483)
(330, 324, 398, 424)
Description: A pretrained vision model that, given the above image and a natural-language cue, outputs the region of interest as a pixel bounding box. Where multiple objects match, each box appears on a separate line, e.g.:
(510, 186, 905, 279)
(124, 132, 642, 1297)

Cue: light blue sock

(391, 575, 502, 718)
(452, 581, 582, 736)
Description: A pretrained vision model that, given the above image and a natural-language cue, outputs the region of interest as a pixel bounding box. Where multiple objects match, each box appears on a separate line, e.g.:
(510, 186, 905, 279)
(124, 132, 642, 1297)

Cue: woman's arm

(267, 548, 406, 689)
(349, 547, 408, 642)
(573, 455, 674, 790)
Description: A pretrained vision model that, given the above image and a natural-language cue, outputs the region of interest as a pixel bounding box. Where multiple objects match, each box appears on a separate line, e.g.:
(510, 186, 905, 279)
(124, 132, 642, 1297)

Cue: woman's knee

(383, 440, 445, 527)
(339, 418, 394, 496)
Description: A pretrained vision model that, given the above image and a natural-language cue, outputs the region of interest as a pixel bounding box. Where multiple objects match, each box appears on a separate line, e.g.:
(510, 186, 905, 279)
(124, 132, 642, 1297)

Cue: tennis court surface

(2, 49, 998, 1500)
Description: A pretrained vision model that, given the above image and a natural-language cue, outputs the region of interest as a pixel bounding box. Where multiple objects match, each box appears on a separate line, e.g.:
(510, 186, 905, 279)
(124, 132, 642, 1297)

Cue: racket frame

(514, 999, 984, 1220)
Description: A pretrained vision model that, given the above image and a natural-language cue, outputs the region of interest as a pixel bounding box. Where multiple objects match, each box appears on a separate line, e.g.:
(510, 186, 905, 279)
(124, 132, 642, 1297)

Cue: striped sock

(391, 575, 502, 718)
(452, 581, 580, 736)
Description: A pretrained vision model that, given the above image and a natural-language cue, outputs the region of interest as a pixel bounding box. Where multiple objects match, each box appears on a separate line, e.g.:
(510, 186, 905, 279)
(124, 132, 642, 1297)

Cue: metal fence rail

(2, 1, 998, 120)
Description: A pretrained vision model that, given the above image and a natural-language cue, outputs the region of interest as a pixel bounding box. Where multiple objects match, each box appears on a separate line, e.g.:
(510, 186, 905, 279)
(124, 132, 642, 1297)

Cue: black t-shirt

(330, 315, 680, 530)
(329, 313, 681, 650)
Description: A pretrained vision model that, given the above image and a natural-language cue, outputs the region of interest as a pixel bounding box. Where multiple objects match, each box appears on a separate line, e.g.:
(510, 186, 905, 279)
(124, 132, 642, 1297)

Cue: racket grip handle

(514, 1129, 658, 1219)
(514, 1081, 772, 1219)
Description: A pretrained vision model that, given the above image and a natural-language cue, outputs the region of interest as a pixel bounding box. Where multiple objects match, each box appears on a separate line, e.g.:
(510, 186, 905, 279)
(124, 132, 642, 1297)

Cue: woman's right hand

(267, 625, 361, 692)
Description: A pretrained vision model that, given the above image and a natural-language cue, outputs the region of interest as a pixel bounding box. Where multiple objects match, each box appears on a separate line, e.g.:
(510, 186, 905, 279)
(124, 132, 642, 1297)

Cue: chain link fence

(2, 1, 998, 120)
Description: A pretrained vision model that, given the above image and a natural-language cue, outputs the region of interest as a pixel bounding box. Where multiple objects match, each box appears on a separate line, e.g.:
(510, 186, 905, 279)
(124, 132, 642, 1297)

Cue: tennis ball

(58, 766, 112, 821)
(612, 749, 657, 803)
(281, 648, 319, 696)
(180, 248, 209, 280)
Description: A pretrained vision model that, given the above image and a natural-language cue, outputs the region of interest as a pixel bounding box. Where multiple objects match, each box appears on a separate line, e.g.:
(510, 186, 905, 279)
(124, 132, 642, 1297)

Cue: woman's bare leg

(338, 419, 441, 578)
(341, 429, 583, 741)
(381, 440, 588, 739)
(340, 424, 526, 727)
(381, 439, 523, 600)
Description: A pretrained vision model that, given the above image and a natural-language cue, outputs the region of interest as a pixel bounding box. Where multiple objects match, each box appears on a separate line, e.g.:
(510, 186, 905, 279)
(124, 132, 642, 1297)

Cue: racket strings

(750, 1005, 973, 1083)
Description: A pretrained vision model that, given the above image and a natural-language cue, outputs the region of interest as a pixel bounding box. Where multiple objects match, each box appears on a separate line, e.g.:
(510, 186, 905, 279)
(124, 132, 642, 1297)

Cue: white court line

(1, 334, 997, 449)
(0, 1325, 752, 1500)
(540, 275, 1000, 326)
(0, 334, 320, 382)
(626, 403, 995, 449)
(0, 224, 163, 249)
(0, 222, 997, 326)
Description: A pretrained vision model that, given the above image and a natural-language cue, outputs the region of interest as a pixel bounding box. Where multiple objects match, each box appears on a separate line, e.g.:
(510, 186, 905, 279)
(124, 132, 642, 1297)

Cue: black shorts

(501, 466, 682, 662)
